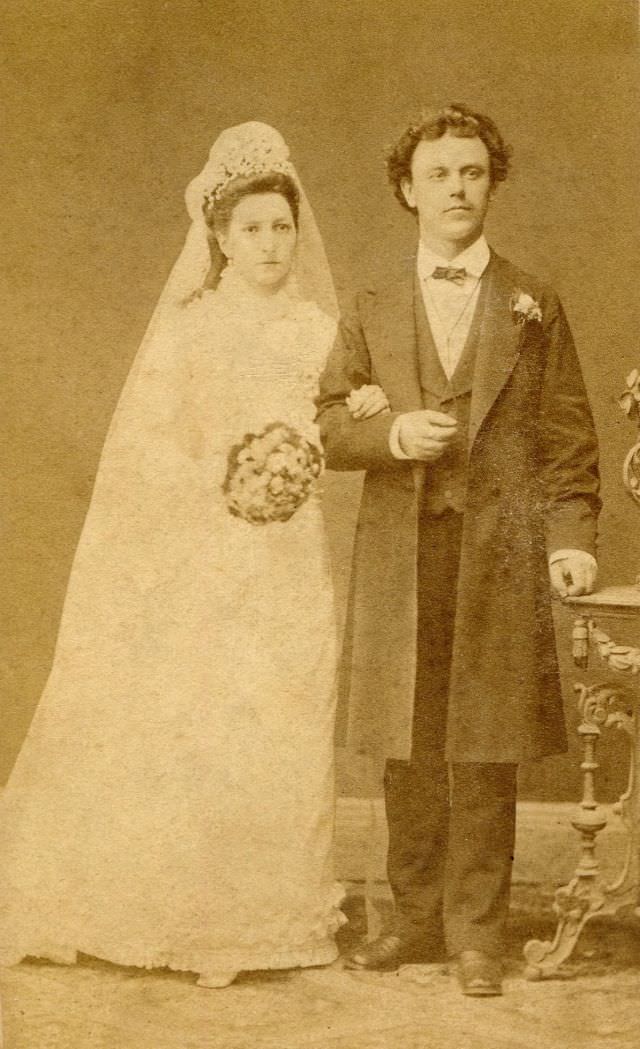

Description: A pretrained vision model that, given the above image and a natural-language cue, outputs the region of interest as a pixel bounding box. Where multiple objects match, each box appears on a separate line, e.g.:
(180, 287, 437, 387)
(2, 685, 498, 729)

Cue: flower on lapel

(619, 368, 640, 425)
(510, 289, 542, 327)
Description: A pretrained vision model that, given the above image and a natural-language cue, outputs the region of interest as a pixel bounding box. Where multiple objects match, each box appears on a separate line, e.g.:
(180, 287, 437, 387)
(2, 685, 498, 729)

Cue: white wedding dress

(0, 267, 345, 975)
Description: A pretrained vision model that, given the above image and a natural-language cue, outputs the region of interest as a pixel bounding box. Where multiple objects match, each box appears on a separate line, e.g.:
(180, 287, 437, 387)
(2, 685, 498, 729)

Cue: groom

(316, 103, 600, 996)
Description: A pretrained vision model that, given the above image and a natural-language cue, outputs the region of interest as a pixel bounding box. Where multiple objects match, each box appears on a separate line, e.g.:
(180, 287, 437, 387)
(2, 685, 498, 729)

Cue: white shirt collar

(417, 235, 491, 282)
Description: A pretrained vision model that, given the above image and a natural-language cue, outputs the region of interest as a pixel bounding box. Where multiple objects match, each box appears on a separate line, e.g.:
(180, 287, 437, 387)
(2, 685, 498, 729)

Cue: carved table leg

(614, 699, 640, 908)
(633, 710, 640, 923)
(524, 611, 640, 980)
(524, 683, 609, 979)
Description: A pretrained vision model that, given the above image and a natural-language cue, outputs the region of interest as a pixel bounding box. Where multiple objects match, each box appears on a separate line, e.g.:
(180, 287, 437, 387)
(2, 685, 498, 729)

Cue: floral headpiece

(200, 123, 296, 209)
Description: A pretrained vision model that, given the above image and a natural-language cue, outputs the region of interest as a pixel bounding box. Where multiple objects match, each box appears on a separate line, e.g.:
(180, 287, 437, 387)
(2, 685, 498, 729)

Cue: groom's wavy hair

(386, 103, 512, 213)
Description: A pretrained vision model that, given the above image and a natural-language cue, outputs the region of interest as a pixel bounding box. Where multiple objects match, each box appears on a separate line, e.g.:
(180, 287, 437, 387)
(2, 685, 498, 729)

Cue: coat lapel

(362, 271, 426, 496)
(365, 274, 424, 413)
(468, 253, 523, 450)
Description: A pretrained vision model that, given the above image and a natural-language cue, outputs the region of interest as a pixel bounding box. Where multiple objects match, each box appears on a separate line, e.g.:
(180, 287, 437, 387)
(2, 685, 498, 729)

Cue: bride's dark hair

(197, 171, 300, 292)
(203, 172, 300, 234)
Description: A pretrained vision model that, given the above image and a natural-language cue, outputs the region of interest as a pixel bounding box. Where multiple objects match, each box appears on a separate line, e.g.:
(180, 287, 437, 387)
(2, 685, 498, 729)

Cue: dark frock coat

(316, 252, 601, 765)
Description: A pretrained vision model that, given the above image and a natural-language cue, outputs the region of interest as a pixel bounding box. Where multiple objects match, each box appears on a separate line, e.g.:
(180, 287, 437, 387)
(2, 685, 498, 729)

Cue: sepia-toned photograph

(1, 1, 640, 1046)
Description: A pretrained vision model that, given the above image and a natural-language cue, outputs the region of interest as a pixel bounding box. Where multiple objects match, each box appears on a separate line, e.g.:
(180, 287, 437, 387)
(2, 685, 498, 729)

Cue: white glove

(549, 551, 597, 598)
(346, 384, 391, 420)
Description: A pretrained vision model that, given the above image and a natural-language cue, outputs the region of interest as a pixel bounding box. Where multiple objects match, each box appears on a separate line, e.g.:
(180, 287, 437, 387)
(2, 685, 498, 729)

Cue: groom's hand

(549, 551, 597, 598)
(395, 410, 458, 461)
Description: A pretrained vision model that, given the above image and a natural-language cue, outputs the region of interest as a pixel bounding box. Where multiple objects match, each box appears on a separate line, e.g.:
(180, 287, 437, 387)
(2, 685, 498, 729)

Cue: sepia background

(2, 0, 639, 799)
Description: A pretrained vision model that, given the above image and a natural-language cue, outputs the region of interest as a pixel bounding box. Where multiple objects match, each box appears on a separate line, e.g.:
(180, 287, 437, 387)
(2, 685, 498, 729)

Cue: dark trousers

(383, 510, 516, 957)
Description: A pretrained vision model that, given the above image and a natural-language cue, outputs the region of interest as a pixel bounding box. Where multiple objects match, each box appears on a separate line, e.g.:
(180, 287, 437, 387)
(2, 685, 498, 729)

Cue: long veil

(0, 126, 347, 974)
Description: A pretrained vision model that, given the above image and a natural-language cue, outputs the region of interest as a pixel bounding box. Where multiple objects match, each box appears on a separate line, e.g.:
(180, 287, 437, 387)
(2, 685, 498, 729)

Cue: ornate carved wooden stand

(524, 586, 640, 979)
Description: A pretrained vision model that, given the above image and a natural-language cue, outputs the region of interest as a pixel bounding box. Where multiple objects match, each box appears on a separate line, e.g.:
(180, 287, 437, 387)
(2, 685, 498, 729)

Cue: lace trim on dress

(1, 938, 341, 976)
(199, 265, 300, 322)
(0, 884, 347, 975)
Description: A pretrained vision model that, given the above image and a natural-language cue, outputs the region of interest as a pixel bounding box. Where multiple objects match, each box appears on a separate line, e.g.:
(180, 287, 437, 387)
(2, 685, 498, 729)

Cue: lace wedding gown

(0, 269, 345, 975)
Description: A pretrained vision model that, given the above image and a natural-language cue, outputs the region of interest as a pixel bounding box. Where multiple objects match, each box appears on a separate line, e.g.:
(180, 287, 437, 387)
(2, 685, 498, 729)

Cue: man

(316, 103, 600, 996)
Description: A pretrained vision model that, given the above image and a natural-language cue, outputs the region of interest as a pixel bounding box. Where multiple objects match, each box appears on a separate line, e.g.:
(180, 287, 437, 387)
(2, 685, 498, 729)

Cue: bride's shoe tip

(196, 971, 238, 988)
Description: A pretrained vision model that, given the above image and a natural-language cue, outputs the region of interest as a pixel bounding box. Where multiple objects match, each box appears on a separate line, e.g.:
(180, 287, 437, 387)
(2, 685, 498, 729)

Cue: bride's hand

(346, 385, 391, 421)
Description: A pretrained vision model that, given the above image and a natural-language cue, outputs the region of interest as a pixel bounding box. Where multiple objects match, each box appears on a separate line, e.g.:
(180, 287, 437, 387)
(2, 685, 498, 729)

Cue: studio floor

(2, 801, 640, 1048)
(2, 882, 640, 1049)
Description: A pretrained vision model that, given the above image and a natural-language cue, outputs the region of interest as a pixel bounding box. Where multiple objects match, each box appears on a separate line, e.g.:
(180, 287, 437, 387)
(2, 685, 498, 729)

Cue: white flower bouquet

(223, 422, 324, 525)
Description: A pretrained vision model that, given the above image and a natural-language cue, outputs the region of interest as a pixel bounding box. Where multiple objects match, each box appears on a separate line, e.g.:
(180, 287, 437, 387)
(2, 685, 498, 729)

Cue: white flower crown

(202, 138, 296, 207)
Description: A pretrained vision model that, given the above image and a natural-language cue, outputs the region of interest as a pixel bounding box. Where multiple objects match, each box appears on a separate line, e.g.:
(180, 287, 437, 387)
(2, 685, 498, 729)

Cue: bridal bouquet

(223, 422, 324, 525)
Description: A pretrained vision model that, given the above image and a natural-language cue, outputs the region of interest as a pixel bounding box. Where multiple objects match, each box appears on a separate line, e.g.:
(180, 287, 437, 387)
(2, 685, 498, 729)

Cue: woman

(0, 123, 386, 988)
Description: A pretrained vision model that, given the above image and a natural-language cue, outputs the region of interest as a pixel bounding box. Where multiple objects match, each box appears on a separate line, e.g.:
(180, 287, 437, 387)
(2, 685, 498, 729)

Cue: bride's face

(217, 192, 297, 292)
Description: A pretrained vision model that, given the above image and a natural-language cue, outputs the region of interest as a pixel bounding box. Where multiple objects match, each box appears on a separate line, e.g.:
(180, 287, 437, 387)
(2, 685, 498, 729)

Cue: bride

(0, 123, 386, 988)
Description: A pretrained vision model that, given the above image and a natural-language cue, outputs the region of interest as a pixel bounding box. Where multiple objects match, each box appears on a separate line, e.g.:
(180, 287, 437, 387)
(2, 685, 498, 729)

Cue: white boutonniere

(510, 289, 542, 327)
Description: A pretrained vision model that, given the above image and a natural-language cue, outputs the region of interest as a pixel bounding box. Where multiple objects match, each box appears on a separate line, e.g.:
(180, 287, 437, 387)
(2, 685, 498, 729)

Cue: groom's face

(401, 132, 492, 254)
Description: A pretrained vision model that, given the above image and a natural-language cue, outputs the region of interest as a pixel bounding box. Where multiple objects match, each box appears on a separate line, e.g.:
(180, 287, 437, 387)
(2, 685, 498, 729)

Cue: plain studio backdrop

(1, 0, 639, 800)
